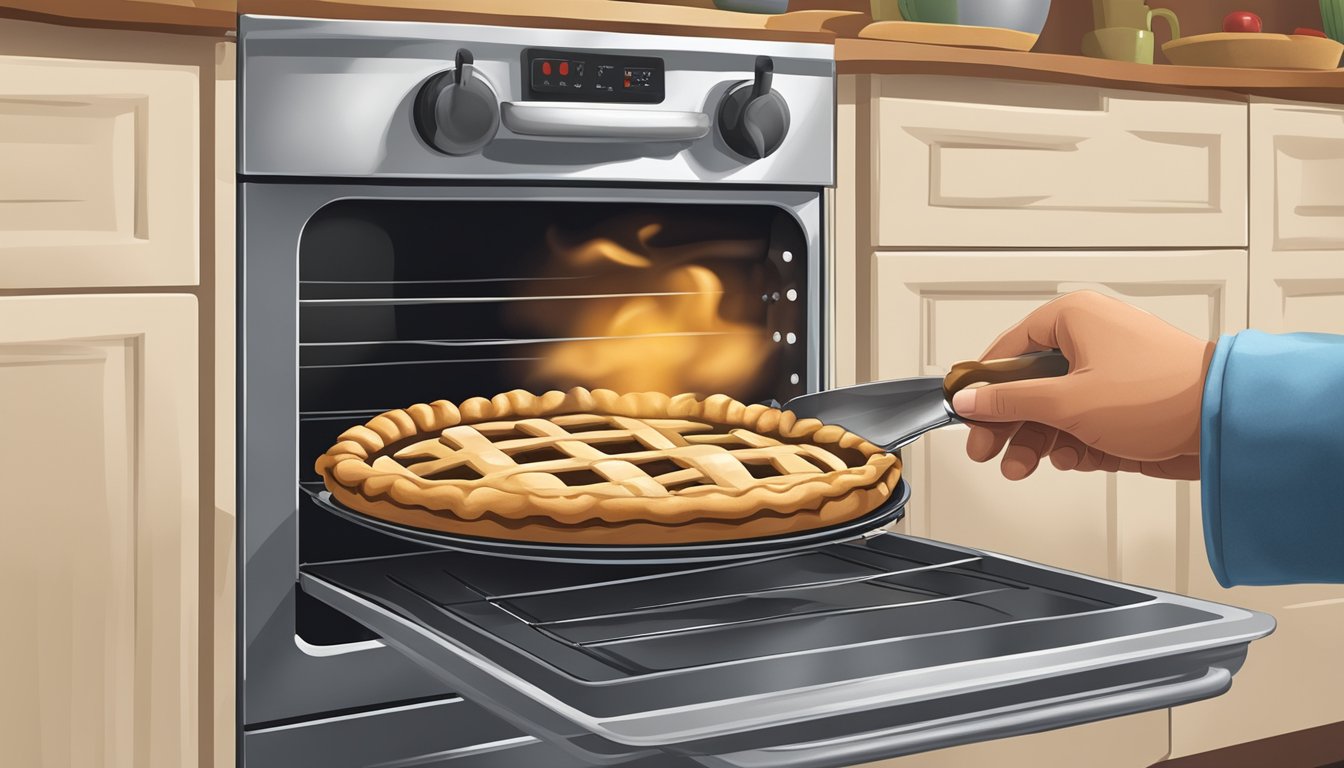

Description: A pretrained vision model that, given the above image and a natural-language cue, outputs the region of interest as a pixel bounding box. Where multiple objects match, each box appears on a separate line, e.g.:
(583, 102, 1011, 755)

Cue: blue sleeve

(1201, 330, 1344, 587)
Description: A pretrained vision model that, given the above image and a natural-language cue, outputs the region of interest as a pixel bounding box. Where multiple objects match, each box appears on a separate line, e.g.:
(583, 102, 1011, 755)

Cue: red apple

(1293, 27, 1328, 37)
(1222, 11, 1263, 33)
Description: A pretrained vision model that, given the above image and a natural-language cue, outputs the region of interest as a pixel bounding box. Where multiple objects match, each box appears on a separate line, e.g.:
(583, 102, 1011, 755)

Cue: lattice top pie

(315, 388, 901, 545)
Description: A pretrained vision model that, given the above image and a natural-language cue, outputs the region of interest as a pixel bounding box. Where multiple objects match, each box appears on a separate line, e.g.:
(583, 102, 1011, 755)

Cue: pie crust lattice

(316, 388, 901, 545)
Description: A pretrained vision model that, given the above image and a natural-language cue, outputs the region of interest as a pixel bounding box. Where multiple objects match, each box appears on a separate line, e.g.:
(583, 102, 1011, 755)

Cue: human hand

(951, 291, 1216, 481)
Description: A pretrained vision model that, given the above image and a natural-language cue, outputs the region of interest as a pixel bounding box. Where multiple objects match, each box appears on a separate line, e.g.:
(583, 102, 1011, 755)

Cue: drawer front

(1250, 98, 1344, 256)
(0, 22, 200, 288)
(872, 76, 1247, 249)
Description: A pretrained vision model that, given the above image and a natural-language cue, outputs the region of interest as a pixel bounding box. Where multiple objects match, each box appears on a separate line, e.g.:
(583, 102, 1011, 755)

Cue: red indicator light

(541, 61, 552, 76)
(559, 61, 570, 76)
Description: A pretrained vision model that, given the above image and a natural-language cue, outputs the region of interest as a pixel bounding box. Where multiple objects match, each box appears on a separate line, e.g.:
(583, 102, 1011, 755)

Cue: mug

(1091, 0, 1180, 39)
(1083, 26, 1155, 63)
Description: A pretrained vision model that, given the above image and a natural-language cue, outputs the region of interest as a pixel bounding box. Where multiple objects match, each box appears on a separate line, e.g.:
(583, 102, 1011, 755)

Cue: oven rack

(298, 290, 726, 306)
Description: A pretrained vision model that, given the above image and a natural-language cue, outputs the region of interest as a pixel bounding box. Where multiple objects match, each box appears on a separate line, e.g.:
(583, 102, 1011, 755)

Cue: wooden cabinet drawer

(0, 19, 202, 288)
(871, 76, 1247, 249)
(1249, 98, 1344, 257)
(872, 250, 1247, 588)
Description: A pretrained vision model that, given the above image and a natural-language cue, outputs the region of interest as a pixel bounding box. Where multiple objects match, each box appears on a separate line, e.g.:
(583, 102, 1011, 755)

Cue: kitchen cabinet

(0, 15, 226, 768)
(0, 294, 198, 768)
(1166, 98, 1344, 759)
(843, 70, 1344, 763)
(0, 19, 205, 289)
(862, 248, 1247, 768)
(869, 75, 1248, 250)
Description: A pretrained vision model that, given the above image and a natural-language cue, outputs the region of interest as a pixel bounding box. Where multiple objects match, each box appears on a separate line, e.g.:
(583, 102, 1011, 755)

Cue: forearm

(1201, 331, 1344, 587)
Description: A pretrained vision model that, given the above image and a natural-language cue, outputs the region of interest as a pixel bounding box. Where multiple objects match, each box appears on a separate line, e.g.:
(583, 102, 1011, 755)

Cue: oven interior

(296, 199, 810, 645)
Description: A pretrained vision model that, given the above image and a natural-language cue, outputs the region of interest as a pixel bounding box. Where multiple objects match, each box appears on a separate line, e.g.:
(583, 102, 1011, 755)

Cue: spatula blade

(782, 376, 956, 452)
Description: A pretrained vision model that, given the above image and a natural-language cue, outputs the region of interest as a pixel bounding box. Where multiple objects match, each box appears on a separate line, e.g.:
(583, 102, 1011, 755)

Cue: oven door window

(296, 199, 809, 632)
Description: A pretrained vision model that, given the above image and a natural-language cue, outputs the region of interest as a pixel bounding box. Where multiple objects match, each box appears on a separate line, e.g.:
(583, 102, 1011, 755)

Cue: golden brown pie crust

(315, 388, 901, 545)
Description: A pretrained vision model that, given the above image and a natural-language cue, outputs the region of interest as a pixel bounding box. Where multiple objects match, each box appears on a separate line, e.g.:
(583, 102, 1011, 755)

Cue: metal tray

(302, 478, 909, 564)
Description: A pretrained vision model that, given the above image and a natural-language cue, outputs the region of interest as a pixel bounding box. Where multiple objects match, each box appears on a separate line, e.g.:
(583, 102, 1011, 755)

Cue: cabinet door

(873, 250, 1248, 587)
(871, 76, 1247, 249)
(869, 250, 1246, 766)
(0, 295, 198, 768)
(1168, 100, 1344, 759)
(0, 18, 203, 288)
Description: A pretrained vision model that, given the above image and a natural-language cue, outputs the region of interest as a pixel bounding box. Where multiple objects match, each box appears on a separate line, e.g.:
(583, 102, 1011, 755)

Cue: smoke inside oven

(510, 210, 775, 399)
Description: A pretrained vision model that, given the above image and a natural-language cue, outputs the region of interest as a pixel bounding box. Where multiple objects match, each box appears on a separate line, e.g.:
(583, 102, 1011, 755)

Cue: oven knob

(414, 49, 500, 155)
(716, 56, 791, 160)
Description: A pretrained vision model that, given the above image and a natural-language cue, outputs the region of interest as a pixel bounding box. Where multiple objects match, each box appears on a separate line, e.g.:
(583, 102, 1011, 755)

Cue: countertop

(838, 38, 1344, 103)
(4, 0, 1343, 103)
(0, 0, 236, 33)
(0, 0, 841, 42)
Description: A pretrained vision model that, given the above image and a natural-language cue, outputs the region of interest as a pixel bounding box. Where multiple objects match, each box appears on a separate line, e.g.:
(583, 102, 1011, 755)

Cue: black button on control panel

(523, 48, 664, 104)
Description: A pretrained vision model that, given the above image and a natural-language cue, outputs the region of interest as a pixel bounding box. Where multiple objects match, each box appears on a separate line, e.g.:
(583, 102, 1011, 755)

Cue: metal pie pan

(305, 478, 910, 564)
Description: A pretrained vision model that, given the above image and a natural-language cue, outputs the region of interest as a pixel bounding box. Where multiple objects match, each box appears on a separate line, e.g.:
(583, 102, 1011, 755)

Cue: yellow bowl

(1162, 32, 1343, 70)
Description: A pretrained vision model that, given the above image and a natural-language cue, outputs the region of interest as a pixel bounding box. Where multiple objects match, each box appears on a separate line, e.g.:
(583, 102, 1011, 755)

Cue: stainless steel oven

(238, 15, 1273, 768)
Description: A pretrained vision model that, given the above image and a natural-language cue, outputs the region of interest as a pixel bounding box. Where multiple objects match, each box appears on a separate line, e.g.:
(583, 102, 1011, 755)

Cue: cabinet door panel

(0, 295, 198, 768)
(873, 250, 1247, 591)
(0, 19, 202, 288)
(1250, 99, 1344, 255)
(872, 76, 1247, 249)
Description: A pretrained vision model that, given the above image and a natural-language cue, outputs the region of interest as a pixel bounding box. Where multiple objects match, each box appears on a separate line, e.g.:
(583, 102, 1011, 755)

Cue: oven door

(297, 532, 1273, 768)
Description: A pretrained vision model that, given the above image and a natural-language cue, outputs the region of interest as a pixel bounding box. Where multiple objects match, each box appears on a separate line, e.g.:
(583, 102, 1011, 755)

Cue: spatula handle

(942, 350, 1070, 400)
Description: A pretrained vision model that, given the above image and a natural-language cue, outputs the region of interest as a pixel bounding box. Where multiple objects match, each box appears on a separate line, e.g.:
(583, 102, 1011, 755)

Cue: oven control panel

(522, 48, 664, 104)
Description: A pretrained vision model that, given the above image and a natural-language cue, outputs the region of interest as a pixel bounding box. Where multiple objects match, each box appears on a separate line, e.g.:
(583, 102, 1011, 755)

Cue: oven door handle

(500, 102, 711, 141)
(696, 665, 1234, 768)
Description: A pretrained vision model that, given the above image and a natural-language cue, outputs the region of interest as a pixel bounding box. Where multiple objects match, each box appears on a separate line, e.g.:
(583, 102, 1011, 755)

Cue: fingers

(951, 378, 1072, 427)
(1076, 450, 1200, 479)
(1049, 432, 1087, 471)
(963, 422, 1200, 481)
(1135, 455, 1201, 481)
(979, 293, 1079, 361)
(1000, 423, 1056, 480)
(965, 423, 1017, 463)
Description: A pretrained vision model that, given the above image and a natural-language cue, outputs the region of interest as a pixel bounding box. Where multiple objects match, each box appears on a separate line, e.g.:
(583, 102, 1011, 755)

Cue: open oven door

(298, 530, 1273, 768)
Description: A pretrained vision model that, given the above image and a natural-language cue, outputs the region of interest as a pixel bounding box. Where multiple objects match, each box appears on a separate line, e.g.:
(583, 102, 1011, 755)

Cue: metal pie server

(782, 350, 1070, 452)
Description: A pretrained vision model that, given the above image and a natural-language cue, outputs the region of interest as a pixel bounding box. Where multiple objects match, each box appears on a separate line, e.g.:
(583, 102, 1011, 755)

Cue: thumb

(950, 379, 1072, 425)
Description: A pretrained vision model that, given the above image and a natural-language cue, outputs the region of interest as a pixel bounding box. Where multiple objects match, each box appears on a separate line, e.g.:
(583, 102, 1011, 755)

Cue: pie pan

(304, 478, 909, 564)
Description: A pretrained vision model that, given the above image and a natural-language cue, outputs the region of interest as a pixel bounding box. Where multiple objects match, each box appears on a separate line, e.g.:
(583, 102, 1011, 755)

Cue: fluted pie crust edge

(315, 388, 901, 545)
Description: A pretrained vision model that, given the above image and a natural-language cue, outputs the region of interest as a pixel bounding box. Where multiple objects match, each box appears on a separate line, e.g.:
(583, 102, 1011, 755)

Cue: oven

(238, 15, 1273, 768)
